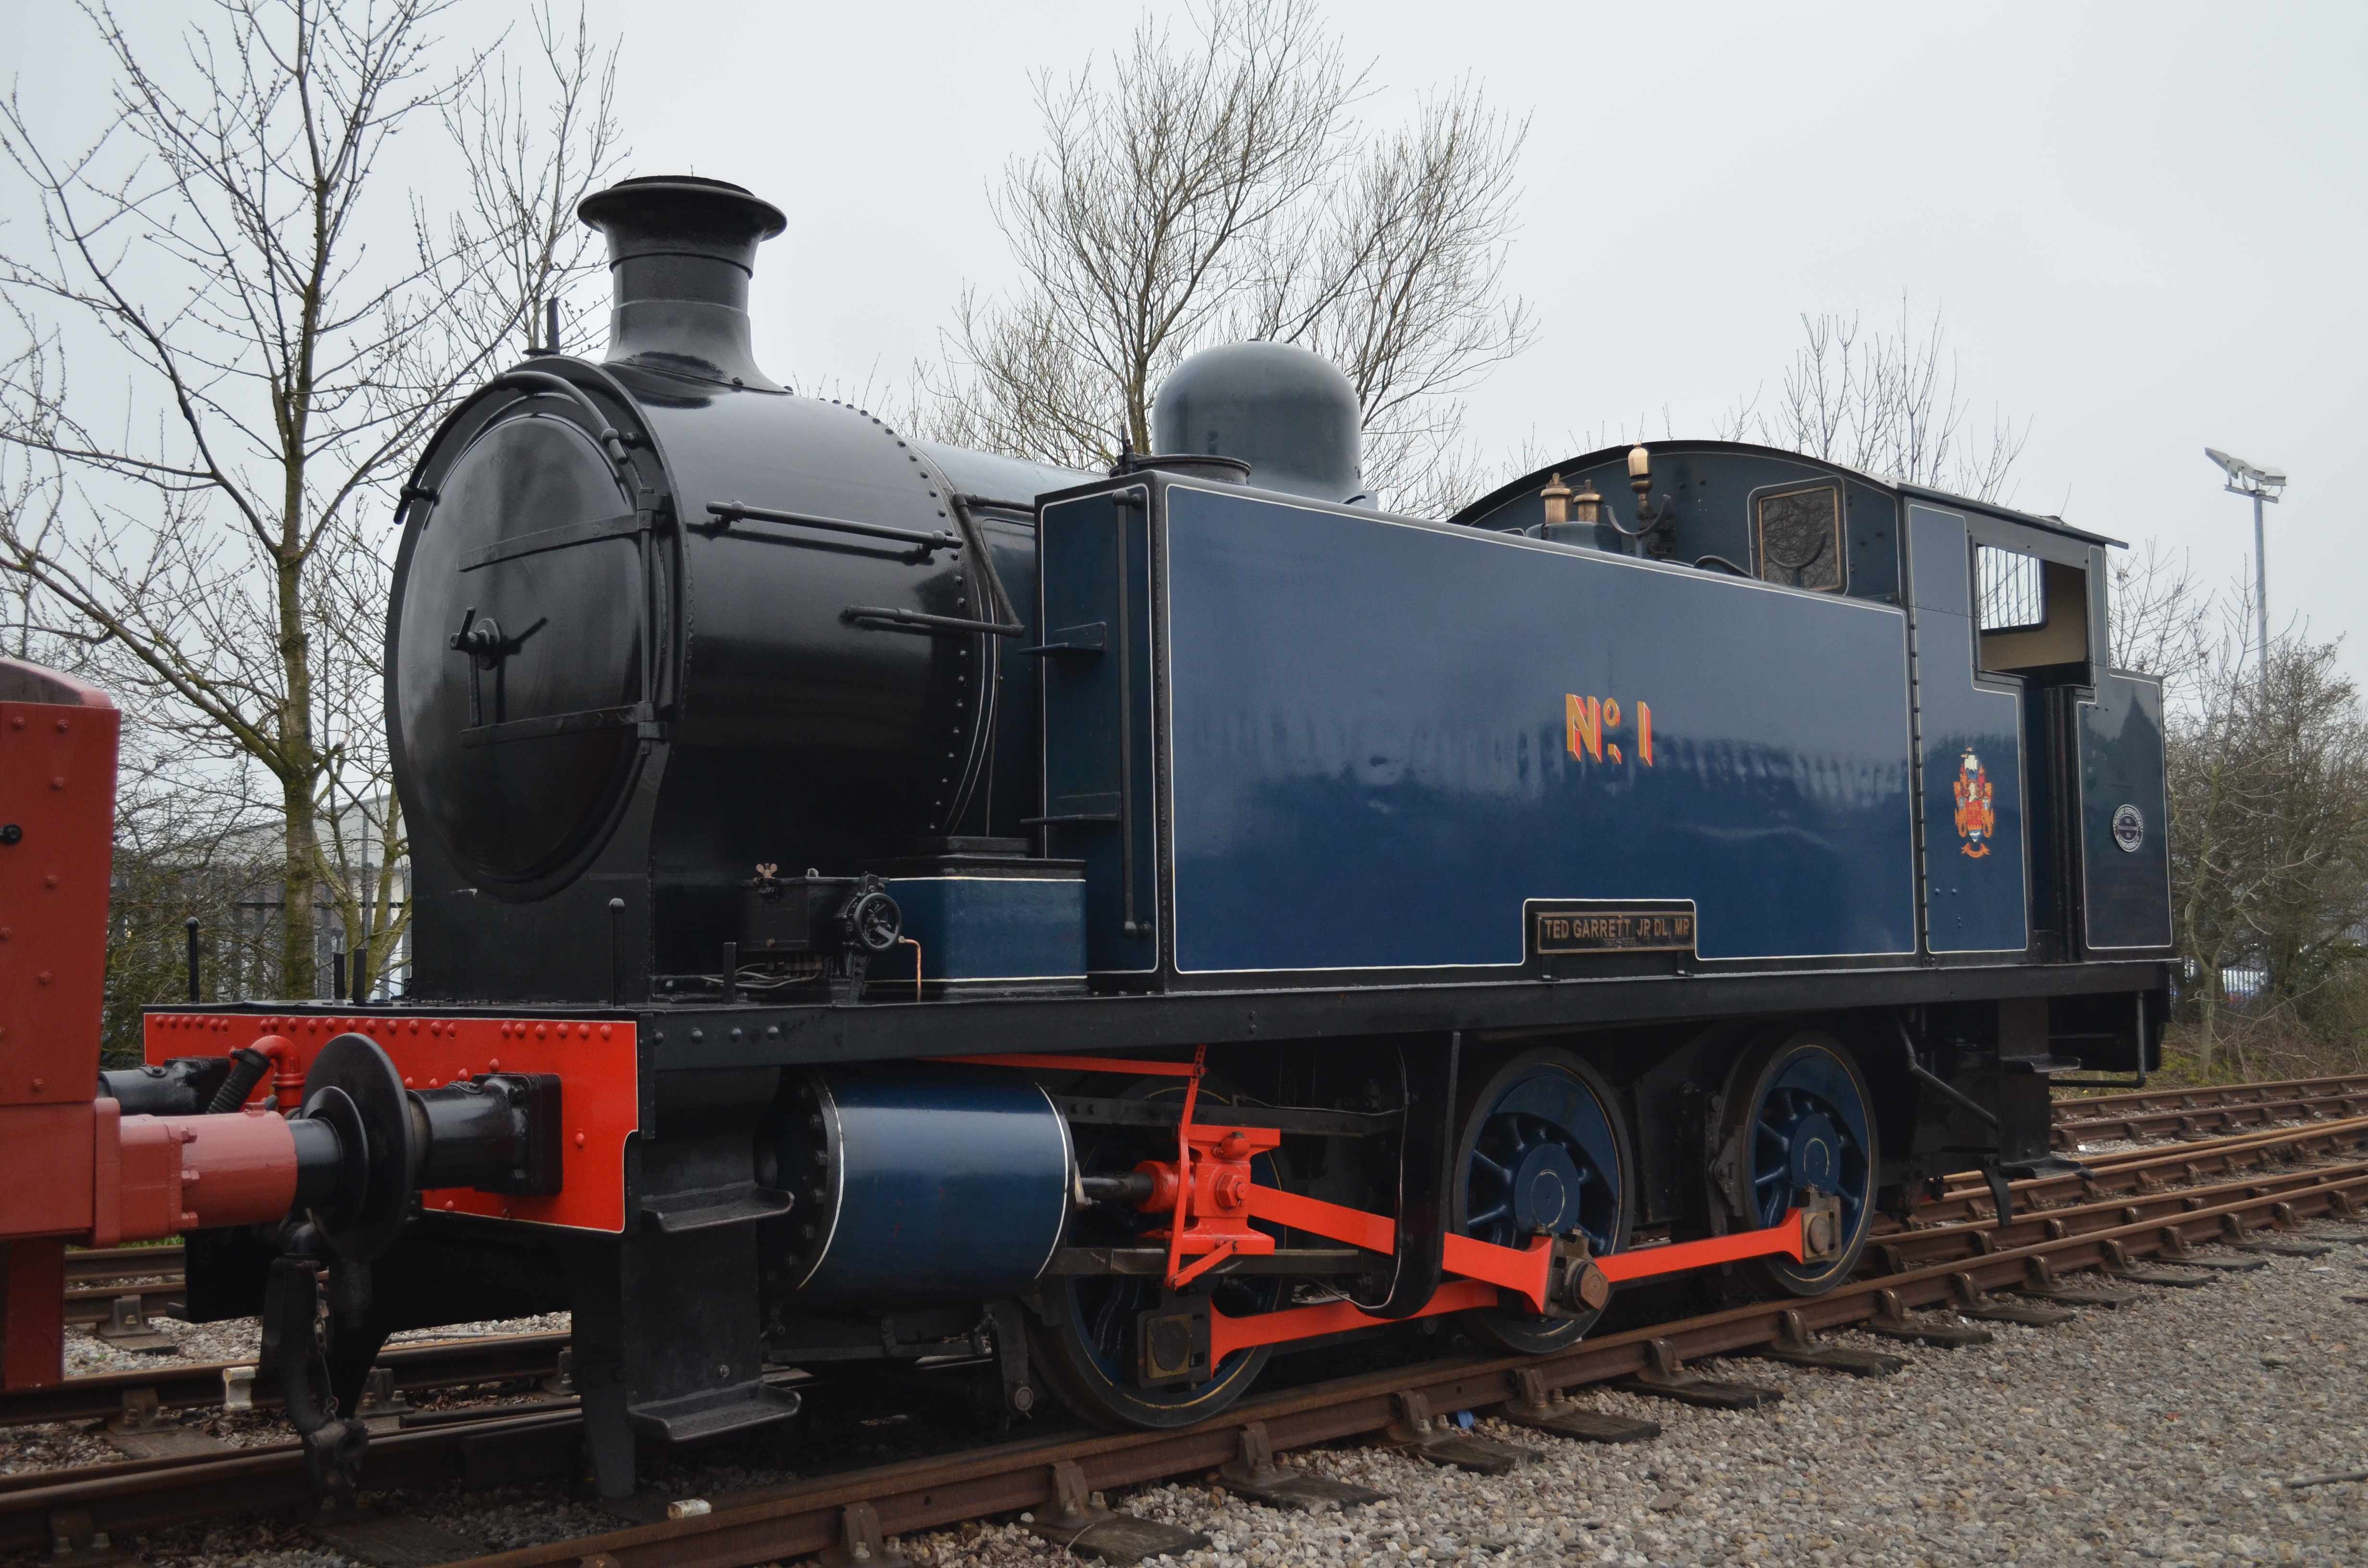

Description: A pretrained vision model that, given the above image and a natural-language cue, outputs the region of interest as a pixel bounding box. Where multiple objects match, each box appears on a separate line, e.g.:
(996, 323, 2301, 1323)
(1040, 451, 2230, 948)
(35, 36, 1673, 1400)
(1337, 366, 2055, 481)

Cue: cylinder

(767, 1070, 1073, 1307)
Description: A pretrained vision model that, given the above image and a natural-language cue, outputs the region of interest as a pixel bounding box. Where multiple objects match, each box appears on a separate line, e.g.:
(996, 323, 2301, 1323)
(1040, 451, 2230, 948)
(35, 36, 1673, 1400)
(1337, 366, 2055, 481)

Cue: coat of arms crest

(1952, 749, 1995, 858)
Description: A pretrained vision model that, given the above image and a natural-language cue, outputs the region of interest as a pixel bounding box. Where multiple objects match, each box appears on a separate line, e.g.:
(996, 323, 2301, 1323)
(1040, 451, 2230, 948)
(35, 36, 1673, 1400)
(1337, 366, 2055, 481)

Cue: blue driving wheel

(1721, 1032, 1877, 1297)
(1025, 1078, 1286, 1431)
(1451, 1048, 1631, 1354)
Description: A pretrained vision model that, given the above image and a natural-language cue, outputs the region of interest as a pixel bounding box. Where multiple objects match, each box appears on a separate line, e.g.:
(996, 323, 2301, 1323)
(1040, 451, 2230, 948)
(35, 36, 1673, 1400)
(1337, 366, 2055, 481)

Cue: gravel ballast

(920, 1232, 2368, 1567)
(12, 1230, 2364, 1568)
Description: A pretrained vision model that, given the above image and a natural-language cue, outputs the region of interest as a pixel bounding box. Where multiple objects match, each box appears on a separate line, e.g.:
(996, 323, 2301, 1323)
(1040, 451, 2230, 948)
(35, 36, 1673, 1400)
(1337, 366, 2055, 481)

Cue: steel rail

(61, 1284, 184, 1329)
(8, 1166, 2360, 1562)
(430, 1164, 2368, 1568)
(1875, 1162, 2368, 1273)
(62, 1247, 185, 1286)
(2070, 1110, 2368, 1166)
(1923, 1114, 2368, 1222)
(1938, 1110, 2368, 1200)
(0, 1332, 567, 1431)
(0, 1409, 584, 1552)
(57, 1246, 189, 1327)
(14, 1120, 2356, 1430)
(2054, 1090, 2368, 1148)
(2054, 1071, 2368, 1122)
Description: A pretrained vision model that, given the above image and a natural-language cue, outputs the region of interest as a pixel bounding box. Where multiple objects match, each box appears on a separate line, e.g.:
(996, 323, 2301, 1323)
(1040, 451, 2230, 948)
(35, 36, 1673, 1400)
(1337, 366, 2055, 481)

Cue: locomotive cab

(1458, 447, 2171, 978)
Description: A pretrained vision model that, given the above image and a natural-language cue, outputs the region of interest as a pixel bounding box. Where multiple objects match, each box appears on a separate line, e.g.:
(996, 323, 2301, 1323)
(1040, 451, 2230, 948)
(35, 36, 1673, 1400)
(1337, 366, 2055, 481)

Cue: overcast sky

(12, 1, 2364, 680)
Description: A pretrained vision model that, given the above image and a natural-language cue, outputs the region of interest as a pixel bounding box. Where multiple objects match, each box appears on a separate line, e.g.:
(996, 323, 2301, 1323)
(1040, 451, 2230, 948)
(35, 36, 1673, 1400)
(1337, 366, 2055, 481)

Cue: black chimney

(576, 175, 788, 392)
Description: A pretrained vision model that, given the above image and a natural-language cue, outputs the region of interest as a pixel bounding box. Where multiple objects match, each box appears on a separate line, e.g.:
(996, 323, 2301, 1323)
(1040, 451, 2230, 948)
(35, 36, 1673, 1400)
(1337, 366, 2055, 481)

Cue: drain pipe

(1895, 1014, 1998, 1127)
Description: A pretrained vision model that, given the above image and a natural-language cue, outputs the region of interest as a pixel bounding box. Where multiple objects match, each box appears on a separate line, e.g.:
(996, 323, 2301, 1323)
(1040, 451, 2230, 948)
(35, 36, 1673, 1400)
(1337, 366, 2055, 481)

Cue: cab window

(1976, 543, 2088, 673)
(1754, 484, 1845, 592)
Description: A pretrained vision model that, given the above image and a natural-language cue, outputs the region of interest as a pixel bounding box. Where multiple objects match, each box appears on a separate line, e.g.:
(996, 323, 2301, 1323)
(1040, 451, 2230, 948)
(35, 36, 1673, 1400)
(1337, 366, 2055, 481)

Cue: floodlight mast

(2206, 448, 2287, 699)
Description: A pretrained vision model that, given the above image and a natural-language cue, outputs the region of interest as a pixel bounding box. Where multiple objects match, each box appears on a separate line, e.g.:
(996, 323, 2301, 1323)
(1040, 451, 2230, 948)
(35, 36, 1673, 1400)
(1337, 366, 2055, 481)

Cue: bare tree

(444, 0, 624, 360)
(99, 743, 281, 1055)
(3, 449, 277, 1047)
(304, 508, 411, 996)
(914, 0, 1532, 515)
(0, 0, 618, 999)
(1236, 81, 1533, 511)
(2168, 627, 2368, 1075)
(2108, 539, 2211, 693)
(1744, 296, 2029, 502)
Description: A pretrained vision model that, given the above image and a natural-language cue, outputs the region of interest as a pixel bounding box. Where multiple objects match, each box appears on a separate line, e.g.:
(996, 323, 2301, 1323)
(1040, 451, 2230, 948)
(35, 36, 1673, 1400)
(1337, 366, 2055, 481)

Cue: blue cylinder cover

(774, 1070, 1074, 1306)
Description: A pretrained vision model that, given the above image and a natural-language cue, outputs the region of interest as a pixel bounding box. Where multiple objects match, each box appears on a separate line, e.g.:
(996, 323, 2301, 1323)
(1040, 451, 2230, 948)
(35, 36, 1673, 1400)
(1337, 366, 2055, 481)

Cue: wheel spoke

(1087, 1288, 1127, 1363)
(1448, 1065, 1633, 1348)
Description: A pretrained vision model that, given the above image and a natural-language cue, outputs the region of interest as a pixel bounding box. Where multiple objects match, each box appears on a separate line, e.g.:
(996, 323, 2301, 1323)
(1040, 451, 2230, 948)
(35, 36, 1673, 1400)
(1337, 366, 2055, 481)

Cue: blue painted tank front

(1154, 486, 1921, 971)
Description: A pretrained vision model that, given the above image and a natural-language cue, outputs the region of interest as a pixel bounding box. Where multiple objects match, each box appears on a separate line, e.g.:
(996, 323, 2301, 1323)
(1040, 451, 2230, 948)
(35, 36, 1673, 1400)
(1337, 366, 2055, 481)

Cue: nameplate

(1533, 903, 1697, 954)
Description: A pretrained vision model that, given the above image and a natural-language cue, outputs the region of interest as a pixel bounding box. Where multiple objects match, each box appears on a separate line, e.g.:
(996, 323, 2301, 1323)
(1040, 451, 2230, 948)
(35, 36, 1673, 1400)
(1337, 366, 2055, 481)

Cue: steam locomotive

(0, 174, 2173, 1498)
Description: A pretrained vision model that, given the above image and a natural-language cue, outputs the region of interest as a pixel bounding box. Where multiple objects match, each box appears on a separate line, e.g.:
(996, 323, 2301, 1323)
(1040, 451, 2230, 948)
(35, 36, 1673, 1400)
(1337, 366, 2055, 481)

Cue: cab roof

(1453, 440, 2125, 551)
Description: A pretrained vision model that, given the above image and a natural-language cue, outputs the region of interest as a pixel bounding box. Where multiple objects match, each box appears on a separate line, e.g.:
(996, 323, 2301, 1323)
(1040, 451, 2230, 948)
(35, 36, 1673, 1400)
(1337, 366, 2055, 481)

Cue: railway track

(62, 1247, 184, 1286)
(0, 1331, 568, 1430)
(442, 1164, 2361, 1568)
(2055, 1070, 2368, 1132)
(8, 1144, 2362, 1564)
(2052, 1070, 2368, 1123)
(14, 1106, 2363, 1433)
(2053, 1087, 2368, 1149)
(56, 1247, 185, 1332)
(1922, 1112, 2368, 1224)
